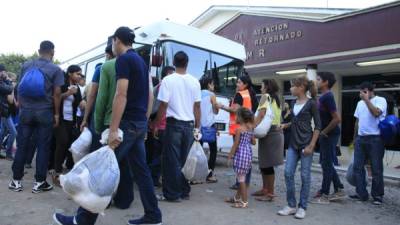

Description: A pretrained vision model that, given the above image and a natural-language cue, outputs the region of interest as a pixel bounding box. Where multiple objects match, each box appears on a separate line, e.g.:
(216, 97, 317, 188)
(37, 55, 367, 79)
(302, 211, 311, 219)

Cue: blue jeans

(162, 118, 193, 200)
(12, 109, 53, 182)
(353, 135, 385, 200)
(284, 147, 313, 210)
(0, 116, 17, 157)
(319, 133, 343, 195)
(75, 120, 162, 225)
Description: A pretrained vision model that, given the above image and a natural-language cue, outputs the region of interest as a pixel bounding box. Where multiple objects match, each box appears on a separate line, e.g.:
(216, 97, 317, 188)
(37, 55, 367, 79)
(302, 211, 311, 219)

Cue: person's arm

(353, 119, 359, 141)
(0, 80, 13, 95)
(108, 79, 129, 150)
(360, 91, 382, 117)
(147, 89, 154, 120)
(154, 101, 167, 126)
(210, 94, 219, 114)
(304, 101, 321, 156)
(194, 101, 201, 129)
(146, 75, 154, 120)
(53, 86, 61, 127)
(81, 83, 99, 130)
(321, 95, 341, 136)
(254, 94, 269, 126)
(219, 93, 242, 113)
(228, 128, 241, 160)
(61, 87, 77, 100)
(94, 67, 109, 133)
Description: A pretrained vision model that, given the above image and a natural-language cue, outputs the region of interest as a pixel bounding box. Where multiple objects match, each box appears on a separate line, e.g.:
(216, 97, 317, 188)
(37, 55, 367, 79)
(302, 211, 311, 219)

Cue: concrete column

(306, 64, 318, 80)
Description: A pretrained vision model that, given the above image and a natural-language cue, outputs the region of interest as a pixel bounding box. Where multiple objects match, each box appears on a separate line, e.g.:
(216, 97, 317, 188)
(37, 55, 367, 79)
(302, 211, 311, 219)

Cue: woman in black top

(278, 76, 321, 219)
(53, 65, 83, 185)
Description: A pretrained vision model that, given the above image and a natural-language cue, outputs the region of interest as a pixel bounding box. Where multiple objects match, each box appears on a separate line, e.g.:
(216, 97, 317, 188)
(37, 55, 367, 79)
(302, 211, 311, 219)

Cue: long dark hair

(239, 74, 258, 112)
(292, 76, 317, 98)
(262, 79, 281, 108)
(65, 65, 81, 83)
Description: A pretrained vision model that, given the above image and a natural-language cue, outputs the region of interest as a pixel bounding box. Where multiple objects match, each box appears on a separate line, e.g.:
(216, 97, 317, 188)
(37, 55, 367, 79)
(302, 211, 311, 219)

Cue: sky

(0, 0, 395, 62)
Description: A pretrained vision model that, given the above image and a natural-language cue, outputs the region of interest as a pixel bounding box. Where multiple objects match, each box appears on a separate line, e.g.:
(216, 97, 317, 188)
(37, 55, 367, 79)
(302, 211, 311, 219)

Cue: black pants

(54, 120, 74, 173)
(200, 140, 217, 177)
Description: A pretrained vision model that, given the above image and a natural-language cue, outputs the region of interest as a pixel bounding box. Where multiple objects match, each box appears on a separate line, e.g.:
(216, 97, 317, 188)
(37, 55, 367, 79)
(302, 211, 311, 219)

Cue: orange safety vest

(229, 89, 252, 135)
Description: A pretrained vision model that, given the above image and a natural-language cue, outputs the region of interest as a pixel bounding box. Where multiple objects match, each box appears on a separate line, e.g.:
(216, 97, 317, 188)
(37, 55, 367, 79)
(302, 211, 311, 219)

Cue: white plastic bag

(254, 94, 274, 138)
(60, 146, 120, 214)
(100, 128, 124, 145)
(182, 141, 209, 181)
(69, 127, 92, 163)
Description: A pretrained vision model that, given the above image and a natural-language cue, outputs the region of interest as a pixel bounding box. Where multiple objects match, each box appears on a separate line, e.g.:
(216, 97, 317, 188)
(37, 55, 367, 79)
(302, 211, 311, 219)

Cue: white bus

(61, 20, 246, 150)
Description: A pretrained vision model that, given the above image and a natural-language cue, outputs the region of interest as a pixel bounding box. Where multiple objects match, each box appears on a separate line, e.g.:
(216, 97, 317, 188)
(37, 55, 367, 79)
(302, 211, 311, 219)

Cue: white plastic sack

(254, 94, 274, 138)
(100, 128, 124, 145)
(69, 127, 92, 163)
(182, 141, 209, 181)
(60, 146, 120, 214)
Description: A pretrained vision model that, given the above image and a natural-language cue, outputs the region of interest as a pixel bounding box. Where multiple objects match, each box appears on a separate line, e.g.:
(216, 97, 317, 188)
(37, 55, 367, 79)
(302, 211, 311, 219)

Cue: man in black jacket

(0, 65, 14, 160)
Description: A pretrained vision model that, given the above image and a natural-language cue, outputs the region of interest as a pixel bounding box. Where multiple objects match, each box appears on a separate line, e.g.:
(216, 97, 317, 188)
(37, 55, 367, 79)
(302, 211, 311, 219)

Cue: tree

(0, 52, 59, 75)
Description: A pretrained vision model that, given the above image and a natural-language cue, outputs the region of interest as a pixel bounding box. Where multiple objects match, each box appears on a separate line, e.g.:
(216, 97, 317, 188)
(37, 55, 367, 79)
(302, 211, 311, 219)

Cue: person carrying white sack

(54, 26, 162, 225)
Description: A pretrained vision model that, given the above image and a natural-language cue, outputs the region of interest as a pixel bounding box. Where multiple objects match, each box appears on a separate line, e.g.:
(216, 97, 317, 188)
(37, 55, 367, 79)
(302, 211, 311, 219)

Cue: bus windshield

(162, 41, 244, 97)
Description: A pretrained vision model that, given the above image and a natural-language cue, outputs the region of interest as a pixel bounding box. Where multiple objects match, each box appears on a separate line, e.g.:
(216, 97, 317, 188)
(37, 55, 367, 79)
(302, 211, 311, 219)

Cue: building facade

(191, 3, 400, 148)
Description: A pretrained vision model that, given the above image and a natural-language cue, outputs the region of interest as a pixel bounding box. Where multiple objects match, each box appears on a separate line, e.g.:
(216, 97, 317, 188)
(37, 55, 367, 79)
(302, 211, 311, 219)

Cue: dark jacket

(59, 78, 82, 124)
(0, 79, 13, 117)
(289, 99, 321, 150)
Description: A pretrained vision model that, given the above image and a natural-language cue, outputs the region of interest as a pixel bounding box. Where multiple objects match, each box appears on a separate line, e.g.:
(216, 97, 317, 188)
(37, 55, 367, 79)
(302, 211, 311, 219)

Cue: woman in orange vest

(219, 74, 258, 189)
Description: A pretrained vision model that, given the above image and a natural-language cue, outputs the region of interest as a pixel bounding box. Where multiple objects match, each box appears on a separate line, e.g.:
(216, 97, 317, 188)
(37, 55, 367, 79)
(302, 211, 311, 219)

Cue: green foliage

(0, 52, 60, 74)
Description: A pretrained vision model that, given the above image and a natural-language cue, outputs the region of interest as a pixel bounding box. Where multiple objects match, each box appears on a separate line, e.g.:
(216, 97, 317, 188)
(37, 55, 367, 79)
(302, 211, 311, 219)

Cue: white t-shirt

(200, 90, 216, 127)
(63, 94, 74, 121)
(157, 72, 201, 121)
(293, 102, 306, 116)
(354, 96, 387, 136)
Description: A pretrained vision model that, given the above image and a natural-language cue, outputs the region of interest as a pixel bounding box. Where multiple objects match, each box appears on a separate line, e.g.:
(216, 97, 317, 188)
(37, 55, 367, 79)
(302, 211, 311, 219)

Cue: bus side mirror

(151, 45, 163, 67)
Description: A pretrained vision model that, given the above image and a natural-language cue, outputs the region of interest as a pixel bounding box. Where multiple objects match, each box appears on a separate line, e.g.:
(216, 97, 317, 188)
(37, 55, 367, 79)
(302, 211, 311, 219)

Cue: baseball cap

(0, 64, 6, 72)
(113, 26, 135, 45)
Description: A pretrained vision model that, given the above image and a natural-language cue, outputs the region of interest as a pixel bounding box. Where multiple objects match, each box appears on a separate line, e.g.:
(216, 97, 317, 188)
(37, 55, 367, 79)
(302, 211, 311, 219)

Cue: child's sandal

(224, 196, 241, 203)
(231, 200, 248, 208)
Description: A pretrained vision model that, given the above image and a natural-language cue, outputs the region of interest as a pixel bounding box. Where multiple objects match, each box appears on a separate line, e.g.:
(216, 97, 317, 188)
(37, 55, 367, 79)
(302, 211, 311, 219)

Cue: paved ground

(0, 156, 399, 225)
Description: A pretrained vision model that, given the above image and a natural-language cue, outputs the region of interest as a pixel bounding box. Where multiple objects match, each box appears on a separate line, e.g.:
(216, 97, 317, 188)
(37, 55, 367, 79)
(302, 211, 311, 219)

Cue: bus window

(163, 42, 211, 80)
(211, 53, 243, 97)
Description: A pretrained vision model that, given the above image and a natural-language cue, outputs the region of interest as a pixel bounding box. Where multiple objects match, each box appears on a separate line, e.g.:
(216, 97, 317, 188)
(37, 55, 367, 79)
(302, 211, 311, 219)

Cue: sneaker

(372, 197, 383, 205)
(313, 190, 322, 198)
(127, 216, 162, 225)
(156, 194, 181, 202)
(8, 180, 23, 192)
(278, 206, 297, 216)
(330, 189, 346, 201)
(25, 164, 32, 169)
(295, 208, 306, 219)
(32, 181, 53, 193)
(349, 194, 368, 202)
(0, 150, 6, 158)
(310, 194, 330, 204)
(53, 213, 77, 225)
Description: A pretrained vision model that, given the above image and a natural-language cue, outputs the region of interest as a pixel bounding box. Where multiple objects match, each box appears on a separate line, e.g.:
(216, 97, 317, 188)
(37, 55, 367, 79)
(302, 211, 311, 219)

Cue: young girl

(225, 107, 256, 208)
(278, 76, 321, 219)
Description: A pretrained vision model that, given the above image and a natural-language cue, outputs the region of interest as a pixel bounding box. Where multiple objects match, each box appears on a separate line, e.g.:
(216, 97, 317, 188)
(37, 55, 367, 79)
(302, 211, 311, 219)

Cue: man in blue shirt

(54, 27, 162, 225)
(10, 41, 64, 194)
(311, 72, 344, 204)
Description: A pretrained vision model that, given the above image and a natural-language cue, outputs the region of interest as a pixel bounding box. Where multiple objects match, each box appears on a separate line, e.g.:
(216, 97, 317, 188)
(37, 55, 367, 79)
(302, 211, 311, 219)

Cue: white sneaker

(278, 206, 296, 216)
(8, 180, 23, 192)
(295, 208, 306, 219)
